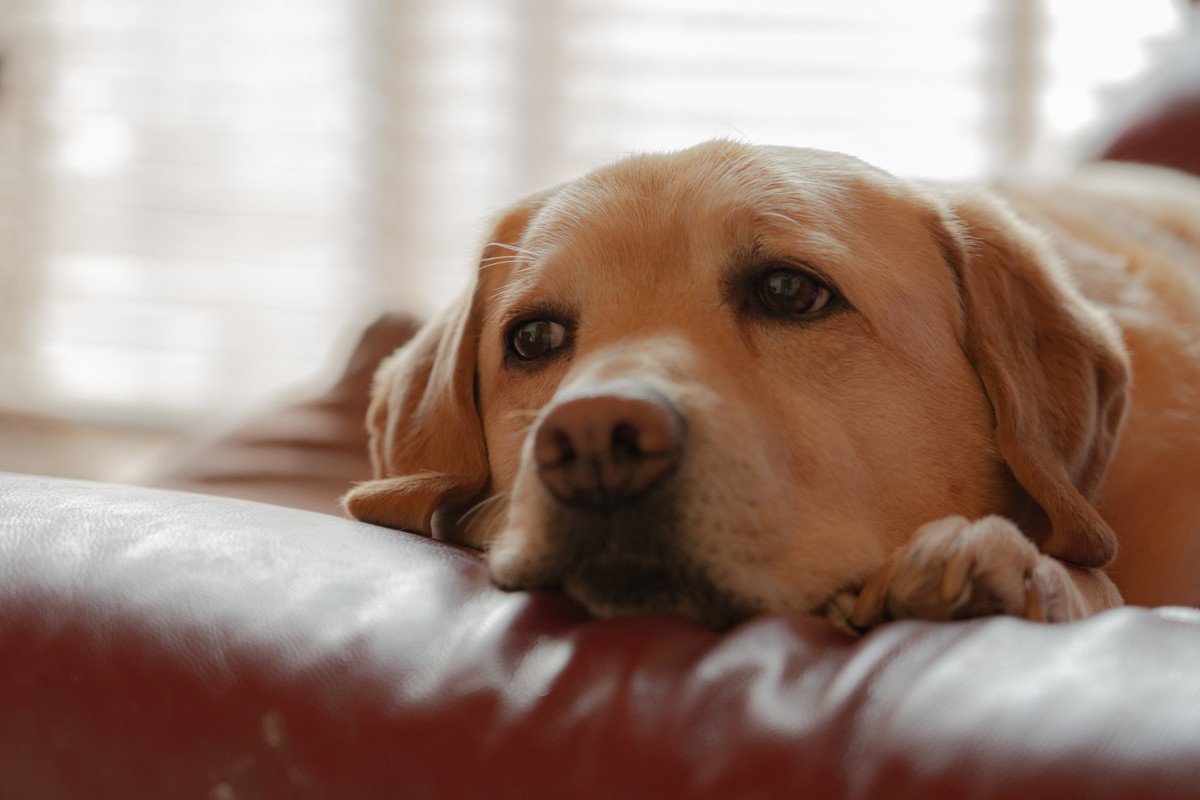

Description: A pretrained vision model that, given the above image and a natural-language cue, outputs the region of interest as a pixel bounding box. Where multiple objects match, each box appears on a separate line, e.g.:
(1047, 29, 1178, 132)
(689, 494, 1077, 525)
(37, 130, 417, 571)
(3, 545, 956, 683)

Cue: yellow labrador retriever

(343, 140, 1200, 632)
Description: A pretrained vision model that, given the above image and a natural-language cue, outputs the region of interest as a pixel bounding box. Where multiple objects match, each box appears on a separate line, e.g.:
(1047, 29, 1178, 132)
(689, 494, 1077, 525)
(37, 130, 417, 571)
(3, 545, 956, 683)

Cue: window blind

(4, 0, 369, 423)
(0, 0, 1185, 425)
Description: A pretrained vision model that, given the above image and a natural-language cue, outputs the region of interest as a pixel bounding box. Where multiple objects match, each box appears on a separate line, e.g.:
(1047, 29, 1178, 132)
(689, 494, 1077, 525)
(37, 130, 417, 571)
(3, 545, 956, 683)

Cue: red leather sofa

(4, 471, 1200, 799)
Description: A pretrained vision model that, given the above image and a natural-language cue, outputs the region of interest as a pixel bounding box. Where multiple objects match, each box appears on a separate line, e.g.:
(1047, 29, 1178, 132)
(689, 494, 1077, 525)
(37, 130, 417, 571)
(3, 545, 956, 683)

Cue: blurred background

(0, 0, 1193, 481)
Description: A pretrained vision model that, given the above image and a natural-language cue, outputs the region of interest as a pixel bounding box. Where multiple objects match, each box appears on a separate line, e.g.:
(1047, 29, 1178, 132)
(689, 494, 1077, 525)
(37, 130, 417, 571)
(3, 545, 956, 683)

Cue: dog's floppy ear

(934, 192, 1130, 568)
(341, 195, 546, 538)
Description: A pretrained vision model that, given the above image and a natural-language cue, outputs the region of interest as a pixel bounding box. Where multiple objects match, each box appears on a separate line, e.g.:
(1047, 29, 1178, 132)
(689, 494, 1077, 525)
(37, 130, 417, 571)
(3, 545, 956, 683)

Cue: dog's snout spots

(534, 383, 684, 511)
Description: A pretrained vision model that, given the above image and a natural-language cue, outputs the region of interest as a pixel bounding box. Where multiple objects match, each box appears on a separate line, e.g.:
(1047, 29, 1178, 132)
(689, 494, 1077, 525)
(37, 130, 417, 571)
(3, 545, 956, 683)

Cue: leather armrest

(1094, 28, 1200, 178)
(147, 313, 419, 515)
(3, 472, 1199, 799)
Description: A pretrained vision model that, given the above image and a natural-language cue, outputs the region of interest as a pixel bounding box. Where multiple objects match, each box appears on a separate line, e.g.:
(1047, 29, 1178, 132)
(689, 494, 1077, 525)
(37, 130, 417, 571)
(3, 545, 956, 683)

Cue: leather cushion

(3, 472, 1200, 799)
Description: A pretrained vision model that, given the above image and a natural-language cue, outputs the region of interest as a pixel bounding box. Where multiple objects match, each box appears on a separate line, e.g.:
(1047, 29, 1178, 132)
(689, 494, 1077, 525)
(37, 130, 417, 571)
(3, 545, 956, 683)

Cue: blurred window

(0, 0, 1185, 424)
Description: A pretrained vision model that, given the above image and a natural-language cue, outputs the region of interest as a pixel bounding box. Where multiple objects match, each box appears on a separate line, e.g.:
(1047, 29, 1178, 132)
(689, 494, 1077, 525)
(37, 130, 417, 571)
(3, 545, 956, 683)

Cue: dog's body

(992, 170, 1200, 612)
(345, 141, 1200, 631)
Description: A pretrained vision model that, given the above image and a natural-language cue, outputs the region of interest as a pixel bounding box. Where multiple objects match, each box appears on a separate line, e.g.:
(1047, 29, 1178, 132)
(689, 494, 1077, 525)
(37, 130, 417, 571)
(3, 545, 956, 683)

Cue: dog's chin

(560, 563, 754, 630)
(492, 496, 757, 630)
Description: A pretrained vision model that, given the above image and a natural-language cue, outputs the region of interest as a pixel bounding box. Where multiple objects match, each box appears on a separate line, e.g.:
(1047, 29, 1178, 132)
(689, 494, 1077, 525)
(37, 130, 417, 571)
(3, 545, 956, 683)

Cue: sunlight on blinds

(19, 0, 369, 422)
(366, 0, 1185, 320)
(553, 1, 988, 174)
(1039, 0, 1182, 165)
(0, 0, 1187, 425)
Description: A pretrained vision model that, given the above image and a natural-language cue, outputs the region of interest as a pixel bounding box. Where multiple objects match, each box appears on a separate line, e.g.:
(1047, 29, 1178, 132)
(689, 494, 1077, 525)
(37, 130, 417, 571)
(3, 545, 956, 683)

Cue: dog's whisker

(478, 257, 521, 272)
(485, 241, 541, 258)
(457, 491, 511, 527)
(479, 253, 522, 264)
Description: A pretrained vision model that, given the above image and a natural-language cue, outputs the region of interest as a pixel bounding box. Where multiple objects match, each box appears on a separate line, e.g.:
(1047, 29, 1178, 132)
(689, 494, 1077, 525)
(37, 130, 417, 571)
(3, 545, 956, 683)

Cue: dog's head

(343, 141, 1128, 629)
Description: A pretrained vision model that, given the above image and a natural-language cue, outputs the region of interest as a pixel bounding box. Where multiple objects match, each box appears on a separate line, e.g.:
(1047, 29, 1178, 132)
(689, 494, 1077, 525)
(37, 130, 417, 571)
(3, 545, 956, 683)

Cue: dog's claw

(1023, 571, 1048, 622)
(848, 559, 895, 630)
(940, 548, 972, 604)
(822, 591, 860, 635)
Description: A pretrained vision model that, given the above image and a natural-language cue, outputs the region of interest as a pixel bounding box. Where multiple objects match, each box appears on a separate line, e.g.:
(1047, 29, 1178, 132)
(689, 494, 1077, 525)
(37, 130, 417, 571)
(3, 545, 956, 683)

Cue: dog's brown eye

(756, 267, 833, 316)
(508, 319, 567, 361)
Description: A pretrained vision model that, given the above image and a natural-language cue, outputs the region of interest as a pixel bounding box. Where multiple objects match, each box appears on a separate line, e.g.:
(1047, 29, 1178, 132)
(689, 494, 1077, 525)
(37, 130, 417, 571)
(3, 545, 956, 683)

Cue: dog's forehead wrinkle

(535, 141, 866, 242)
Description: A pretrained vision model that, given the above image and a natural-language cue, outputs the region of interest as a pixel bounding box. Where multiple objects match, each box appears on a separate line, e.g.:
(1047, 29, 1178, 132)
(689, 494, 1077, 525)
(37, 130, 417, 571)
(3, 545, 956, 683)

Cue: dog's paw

(844, 515, 1087, 633)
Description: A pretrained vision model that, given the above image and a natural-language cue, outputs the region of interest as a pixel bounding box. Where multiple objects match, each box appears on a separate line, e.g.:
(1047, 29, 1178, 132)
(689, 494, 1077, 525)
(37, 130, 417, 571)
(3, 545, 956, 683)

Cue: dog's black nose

(533, 381, 684, 511)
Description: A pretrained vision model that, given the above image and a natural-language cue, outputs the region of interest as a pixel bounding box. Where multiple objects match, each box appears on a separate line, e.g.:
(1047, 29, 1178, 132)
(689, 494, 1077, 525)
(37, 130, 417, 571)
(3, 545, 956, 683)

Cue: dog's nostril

(535, 428, 576, 469)
(611, 422, 642, 459)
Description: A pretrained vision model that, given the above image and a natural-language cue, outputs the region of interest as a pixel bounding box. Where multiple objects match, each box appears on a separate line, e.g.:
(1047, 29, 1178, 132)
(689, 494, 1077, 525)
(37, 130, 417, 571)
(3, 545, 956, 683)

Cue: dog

(342, 140, 1200, 632)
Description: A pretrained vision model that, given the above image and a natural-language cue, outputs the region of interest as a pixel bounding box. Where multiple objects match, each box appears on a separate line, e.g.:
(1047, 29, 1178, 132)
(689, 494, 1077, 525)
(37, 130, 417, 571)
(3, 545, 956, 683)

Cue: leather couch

(4, 471, 1200, 799)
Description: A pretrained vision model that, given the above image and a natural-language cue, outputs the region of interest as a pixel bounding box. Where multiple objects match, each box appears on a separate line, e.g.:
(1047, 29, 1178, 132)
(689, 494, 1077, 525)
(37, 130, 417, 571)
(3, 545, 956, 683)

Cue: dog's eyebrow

(757, 210, 855, 264)
(725, 231, 840, 291)
(495, 297, 577, 331)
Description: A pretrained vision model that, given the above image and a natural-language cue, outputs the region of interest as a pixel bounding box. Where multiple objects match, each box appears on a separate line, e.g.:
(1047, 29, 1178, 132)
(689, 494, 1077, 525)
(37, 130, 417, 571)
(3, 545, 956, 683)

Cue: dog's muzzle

(532, 380, 685, 512)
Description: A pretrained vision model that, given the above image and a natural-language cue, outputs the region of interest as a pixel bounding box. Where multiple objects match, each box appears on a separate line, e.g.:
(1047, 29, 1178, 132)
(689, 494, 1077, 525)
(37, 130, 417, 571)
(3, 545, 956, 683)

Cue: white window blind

(0, 0, 1186, 426)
